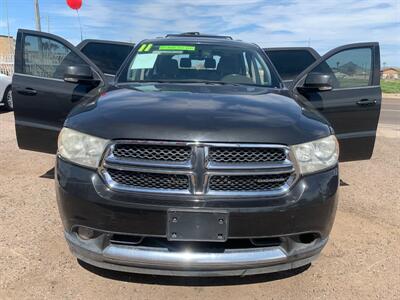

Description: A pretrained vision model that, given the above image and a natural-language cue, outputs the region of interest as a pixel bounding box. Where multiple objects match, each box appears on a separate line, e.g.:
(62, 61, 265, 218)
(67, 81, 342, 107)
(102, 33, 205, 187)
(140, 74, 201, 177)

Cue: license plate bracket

(167, 209, 229, 242)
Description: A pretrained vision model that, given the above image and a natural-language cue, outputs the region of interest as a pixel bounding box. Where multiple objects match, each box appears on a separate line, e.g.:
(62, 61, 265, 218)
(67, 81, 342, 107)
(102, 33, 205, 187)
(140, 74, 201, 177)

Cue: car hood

(66, 83, 330, 145)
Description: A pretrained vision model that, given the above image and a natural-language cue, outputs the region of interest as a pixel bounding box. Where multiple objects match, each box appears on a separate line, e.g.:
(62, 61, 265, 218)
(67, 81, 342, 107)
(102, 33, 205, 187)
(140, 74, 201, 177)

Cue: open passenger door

(291, 43, 381, 162)
(13, 29, 106, 154)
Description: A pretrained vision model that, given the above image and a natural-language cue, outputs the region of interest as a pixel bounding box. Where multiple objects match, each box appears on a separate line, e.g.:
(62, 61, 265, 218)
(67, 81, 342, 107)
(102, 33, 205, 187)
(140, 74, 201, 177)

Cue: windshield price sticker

(159, 45, 196, 51)
(131, 53, 158, 69)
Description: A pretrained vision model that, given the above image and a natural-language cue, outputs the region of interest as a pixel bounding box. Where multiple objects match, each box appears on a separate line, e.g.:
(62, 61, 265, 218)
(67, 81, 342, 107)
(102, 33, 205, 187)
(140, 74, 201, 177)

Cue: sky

(1, 0, 399, 66)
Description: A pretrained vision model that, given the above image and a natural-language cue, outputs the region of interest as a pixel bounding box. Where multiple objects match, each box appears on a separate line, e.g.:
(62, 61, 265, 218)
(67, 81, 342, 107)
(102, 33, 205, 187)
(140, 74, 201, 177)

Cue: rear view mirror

(64, 65, 94, 83)
(298, 72, 333, 92)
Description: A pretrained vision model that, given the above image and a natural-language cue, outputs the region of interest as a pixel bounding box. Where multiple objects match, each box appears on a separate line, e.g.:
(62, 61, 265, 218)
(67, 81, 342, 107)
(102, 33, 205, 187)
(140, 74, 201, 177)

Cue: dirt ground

(0, 100, 399, 300)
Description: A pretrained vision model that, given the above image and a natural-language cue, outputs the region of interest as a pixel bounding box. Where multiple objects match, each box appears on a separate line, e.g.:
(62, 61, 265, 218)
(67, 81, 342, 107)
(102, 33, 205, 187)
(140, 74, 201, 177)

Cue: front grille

(113, 144, 191, 162)
(107, 169, 189, 191)
(209, 147, 286, 164)
(101, 141, 296, 195)
(209, 173, 291, 192)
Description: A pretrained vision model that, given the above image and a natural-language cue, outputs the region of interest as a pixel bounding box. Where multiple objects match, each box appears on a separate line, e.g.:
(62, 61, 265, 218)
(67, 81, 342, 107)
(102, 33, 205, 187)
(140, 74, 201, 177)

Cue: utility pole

(46, 15, 50, 32)
(34, 0, 42, 31)
(5, 0, 13, 56)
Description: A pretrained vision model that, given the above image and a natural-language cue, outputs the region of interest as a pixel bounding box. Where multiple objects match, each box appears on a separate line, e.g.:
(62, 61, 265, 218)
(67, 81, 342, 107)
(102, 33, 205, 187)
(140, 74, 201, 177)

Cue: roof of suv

(141, 32, 260, 50)
(165, 32, 233, 40)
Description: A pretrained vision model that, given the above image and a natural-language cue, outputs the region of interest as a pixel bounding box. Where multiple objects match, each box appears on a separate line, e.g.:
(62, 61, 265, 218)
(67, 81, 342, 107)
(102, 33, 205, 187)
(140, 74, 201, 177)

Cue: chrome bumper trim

(103, 244, 286, 269)
(77, 252, 319, 277)
(65, 232, 326, 277)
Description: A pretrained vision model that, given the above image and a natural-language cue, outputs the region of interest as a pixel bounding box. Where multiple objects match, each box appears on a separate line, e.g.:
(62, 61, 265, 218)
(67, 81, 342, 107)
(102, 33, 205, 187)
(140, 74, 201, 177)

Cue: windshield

(118, 42, 279, 87)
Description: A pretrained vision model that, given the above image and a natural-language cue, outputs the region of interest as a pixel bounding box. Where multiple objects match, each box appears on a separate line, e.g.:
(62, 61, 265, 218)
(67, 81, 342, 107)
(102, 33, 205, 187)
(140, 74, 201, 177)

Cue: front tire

(3, 86, 13, 111)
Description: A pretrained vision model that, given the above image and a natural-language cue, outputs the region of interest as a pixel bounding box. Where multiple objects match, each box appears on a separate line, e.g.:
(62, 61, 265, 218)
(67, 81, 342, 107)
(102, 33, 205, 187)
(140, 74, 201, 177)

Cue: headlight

(291, 135, 339, 174)
(58, 128, 109, 168)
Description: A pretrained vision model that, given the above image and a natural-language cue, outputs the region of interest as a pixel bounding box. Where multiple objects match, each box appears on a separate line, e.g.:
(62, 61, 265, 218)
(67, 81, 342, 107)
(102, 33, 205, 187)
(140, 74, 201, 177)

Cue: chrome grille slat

(107, 169, 189, 191)
(112, 144, 191, 162)
(209, 173, 292, 192)
(99, 141, 298, 196)
(209, 147, 286, 164)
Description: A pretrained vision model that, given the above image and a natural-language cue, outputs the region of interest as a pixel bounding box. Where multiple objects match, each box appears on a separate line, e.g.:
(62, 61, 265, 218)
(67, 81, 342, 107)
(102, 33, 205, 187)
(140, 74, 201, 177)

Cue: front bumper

(56, 158, 339, 276)
(66, 230, 326, 276)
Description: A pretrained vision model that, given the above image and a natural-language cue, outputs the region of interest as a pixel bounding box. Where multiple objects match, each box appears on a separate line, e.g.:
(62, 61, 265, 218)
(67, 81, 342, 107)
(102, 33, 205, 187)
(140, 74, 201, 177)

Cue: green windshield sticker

(159, 45, 195, 51)
(138, 44, 147, 52)
(144, 43, 153, 52)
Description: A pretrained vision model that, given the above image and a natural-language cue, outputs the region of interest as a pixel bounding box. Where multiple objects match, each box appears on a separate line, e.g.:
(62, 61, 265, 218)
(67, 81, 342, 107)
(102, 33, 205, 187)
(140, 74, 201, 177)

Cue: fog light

(298, 233, 319, 244)
(77, 227, 95, 240)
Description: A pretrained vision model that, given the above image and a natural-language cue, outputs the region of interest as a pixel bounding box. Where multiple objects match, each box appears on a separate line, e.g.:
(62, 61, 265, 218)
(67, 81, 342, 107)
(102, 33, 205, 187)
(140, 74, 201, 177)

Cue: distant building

(381, 67, 399, 80)
(0, 35, 15, 75)
(0, 35, 15, 56)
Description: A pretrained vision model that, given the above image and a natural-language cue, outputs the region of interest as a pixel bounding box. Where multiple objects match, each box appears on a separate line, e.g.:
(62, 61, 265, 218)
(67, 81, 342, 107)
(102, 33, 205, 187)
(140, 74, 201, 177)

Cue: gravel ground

(0, 103, 399, 300)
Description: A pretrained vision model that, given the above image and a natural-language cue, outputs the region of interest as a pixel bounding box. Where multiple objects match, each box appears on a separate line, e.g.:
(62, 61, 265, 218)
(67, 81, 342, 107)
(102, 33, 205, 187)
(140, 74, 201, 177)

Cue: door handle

(17, 88, 37, 96)
(356, 99, 376, 106)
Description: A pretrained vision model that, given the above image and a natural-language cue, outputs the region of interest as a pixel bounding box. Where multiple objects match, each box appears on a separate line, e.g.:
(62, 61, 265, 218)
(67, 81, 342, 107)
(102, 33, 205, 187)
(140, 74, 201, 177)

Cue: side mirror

(64, 65, 94, 83)
(298, 72, 333, 93)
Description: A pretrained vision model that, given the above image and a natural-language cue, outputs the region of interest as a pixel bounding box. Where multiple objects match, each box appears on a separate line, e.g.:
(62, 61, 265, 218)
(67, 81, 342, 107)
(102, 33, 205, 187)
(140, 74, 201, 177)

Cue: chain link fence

(0, 54, 14, 76)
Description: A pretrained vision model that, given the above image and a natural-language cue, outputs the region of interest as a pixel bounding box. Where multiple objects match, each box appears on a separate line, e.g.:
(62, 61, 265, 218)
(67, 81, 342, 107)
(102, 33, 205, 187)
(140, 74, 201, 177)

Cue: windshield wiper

(126, 79, 243, 86)
(125, 79, 272, 88)
(175, 80, 243, 86)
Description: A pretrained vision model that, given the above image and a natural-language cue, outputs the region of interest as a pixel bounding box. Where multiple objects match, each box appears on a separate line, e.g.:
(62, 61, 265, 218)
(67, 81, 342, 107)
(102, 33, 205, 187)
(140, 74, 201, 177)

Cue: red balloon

(66, 0, 82, 10)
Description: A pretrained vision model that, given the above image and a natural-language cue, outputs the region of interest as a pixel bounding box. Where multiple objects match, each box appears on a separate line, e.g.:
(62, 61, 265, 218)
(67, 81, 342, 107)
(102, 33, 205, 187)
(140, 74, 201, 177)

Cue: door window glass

(80, 42, 133, 75)
(313, 48, 372, 88)
(265, 49, 317, 80)
(23, 35, 86, 79)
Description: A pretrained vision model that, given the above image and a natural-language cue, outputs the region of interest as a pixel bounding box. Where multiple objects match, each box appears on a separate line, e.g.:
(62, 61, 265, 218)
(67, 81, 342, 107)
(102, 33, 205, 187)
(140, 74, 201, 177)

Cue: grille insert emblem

(256, 178, 287, 183)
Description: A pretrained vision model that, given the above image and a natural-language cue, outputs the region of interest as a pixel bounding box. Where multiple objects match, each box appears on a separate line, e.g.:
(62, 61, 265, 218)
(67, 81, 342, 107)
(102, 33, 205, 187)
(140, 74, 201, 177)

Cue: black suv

(12, 30, 381, 276)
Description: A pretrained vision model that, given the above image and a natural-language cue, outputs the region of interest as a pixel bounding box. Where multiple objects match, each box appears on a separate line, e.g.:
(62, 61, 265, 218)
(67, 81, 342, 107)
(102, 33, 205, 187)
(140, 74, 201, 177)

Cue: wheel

(3, 86, 13, 111)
